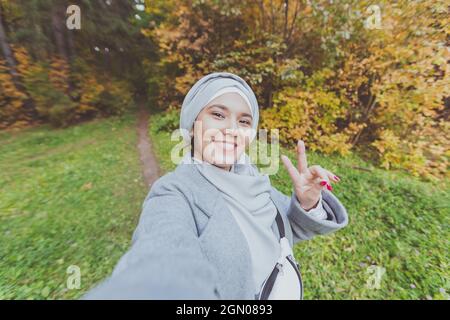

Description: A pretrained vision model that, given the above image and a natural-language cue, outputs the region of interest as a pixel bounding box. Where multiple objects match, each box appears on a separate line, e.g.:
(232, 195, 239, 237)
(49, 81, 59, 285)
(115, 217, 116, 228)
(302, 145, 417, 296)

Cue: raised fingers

(281, 155, 301, 183)
(325, 169, 340, 183)
(309, 165, 334, 191)
(297, 140, 308, 174)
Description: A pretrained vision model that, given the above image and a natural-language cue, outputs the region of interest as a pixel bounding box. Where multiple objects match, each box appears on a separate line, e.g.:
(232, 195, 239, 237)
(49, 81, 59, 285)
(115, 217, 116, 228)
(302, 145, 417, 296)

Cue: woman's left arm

(278, 140, 349, 244)
(271, 187, 348, 244)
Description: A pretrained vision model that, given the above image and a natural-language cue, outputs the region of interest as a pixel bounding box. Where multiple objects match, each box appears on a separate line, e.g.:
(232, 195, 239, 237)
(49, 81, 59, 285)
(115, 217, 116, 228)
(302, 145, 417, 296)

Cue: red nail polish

(334, 175, 340, 181)
(320, 180, 327, 186)
(327, 183, 333, 191)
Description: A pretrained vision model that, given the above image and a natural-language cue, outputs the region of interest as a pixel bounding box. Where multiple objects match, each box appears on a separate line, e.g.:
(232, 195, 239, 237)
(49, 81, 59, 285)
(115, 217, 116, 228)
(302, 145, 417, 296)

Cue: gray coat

(83, 163, 348, 299)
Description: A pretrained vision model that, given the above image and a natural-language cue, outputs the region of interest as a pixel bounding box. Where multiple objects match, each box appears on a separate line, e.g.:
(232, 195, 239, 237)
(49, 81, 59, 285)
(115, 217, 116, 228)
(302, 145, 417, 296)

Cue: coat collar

(174, 163, 286, 220)
(174, 163, 221, 218)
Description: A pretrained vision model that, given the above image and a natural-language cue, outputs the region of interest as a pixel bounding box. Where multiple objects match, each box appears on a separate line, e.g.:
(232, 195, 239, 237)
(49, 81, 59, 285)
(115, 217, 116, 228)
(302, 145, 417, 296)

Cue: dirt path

(137, 102, 161, 187)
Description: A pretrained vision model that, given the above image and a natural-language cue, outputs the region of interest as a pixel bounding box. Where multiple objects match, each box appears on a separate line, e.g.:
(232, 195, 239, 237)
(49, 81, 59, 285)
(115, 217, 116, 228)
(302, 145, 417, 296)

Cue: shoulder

(135, 166, 199, 237)
(145, 169, 186, 197)
(144, 164, 199, 204)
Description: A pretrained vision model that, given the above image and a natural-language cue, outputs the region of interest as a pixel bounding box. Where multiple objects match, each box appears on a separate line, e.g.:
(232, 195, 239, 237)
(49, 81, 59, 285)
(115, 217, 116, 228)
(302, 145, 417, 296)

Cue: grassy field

(149, 111, 450, 300)
(0, 109, 448, 300)
(0, 114, 147, 299)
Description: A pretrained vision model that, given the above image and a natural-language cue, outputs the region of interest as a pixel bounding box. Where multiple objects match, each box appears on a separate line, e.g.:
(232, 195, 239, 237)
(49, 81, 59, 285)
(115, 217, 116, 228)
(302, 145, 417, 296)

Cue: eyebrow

(207, 104, 253, 119)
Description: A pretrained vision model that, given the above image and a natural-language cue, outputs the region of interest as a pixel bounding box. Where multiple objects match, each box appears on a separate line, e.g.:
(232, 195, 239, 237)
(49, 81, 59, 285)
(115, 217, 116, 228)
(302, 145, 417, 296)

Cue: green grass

(0, 114, 147, 299)
(149, 111, 450, 300)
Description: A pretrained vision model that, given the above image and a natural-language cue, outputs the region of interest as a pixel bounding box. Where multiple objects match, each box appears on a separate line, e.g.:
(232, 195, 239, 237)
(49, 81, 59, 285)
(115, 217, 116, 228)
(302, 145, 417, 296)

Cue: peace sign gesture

(281, 140, 341, 211)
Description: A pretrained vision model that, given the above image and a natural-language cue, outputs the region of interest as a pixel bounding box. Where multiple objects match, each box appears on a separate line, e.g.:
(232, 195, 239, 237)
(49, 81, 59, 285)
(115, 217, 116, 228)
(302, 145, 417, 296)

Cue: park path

(136, 102, 161, 187)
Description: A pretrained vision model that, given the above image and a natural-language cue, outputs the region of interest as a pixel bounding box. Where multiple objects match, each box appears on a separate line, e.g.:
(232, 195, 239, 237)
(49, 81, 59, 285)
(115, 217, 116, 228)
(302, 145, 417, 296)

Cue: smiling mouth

(214, 142, 237, 152)
(211, 137, 238, 148)
(214, 141, 237, 146)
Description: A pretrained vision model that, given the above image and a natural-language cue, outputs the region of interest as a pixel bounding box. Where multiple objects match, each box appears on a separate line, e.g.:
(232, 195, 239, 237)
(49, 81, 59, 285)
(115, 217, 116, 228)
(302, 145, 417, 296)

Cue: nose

(224, 127, 239, 137)
(222, 117, 239, 135)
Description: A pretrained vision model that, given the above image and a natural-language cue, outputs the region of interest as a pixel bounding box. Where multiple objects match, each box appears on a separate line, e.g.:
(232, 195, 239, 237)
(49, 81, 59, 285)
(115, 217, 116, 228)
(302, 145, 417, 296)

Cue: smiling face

(190, 92, 254, 171)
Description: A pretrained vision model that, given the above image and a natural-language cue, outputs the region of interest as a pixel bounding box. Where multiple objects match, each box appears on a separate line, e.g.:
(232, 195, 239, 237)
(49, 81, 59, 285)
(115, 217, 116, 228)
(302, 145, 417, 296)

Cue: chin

(208, 152, 242, 166)
(201, 143, 246, 166)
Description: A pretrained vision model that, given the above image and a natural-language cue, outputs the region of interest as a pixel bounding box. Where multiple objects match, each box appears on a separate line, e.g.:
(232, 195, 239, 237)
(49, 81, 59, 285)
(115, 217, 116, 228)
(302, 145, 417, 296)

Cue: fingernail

(334, 175, 340, 181)
(320, 180, 327, 186)
(327, 183, 333, 191)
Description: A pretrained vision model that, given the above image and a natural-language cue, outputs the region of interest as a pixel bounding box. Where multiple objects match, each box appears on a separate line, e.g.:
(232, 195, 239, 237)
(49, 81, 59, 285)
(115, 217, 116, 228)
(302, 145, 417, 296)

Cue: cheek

(237, 129, 252, 147)
(199, 119, 219, 139)
(193, 124, 221, 154)
(235, 140, 247, 159)
(202, 116, 223, 128)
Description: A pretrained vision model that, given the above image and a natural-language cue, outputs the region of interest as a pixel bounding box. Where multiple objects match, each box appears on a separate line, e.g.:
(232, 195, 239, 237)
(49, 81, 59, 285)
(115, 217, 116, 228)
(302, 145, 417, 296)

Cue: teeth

(214, 141, 236, 150)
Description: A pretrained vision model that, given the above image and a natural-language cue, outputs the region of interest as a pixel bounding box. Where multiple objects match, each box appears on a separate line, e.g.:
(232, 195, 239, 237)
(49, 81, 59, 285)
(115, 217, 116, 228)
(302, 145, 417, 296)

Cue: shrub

(0, 60, 27, 129)
(152, 107, 179, 133)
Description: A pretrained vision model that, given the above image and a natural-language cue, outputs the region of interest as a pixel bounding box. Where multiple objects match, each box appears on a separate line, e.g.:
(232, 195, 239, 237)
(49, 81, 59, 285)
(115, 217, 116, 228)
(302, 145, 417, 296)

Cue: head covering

(179, 72, 258, 168)
(179, 72, 260, 146)
(207, 87, 253, 114)
(177, 72, 281, 295)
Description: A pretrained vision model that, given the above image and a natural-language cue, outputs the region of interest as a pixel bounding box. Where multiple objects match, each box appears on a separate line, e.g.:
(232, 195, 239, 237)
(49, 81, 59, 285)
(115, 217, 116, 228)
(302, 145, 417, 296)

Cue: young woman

(84, 72, 348, 300)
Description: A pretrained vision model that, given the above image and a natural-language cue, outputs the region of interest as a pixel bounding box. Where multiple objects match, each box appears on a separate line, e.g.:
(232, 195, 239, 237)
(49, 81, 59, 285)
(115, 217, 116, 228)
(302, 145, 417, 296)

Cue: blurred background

(0, 0, 448, 300)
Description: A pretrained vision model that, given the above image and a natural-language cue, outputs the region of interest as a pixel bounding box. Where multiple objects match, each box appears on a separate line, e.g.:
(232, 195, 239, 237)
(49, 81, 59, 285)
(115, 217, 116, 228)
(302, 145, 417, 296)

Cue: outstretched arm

(82, 176, 220, 299)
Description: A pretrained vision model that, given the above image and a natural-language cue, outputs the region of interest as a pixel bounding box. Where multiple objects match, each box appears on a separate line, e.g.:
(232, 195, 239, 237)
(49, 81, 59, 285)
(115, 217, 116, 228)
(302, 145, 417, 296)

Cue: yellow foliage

(0, 59, 27, 129)
(49, 57, 70, 93)
(260, 83, 351, 156)
(77, 74, 105, 116)
(333, 0, 449, 179)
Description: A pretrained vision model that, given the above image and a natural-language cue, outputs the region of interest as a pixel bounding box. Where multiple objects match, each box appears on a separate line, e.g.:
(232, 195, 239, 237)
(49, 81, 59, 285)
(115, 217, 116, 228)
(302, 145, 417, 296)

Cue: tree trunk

(51, 5, 69, 61)
(0, 6, 20, 84)
(0, 5, 35, 114)
(351, 86, 377, 147)
(283, 0, 289, 40)
(51, 4, 74, 94)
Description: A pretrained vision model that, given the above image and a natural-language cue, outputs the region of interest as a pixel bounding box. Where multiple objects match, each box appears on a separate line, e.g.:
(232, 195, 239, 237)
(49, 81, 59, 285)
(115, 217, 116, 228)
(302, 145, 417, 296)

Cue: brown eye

(212, 112, 225, 119)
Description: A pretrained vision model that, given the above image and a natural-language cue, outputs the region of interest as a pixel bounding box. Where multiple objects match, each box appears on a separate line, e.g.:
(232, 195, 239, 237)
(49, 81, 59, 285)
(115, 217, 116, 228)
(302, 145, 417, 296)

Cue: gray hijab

(179, 72, 260, 145)
(178, 72, 280, 295)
